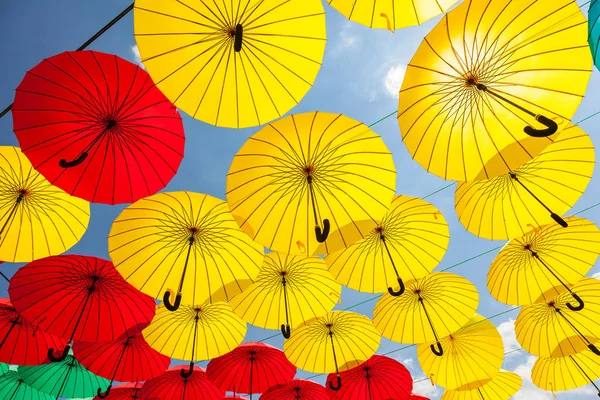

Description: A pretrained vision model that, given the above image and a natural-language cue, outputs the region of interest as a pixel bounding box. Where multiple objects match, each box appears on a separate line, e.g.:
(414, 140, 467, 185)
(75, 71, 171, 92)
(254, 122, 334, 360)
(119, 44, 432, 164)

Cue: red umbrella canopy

(74, 331, 170, 397)
(140, 366, 224, 400)
(8, 255, 156, 362)
(261, 379, 329, 400)
(410, 395, 429, 400)
(326, 355, 413, 400)
(93, 383, 143, 400)
(12, 50, 185, 204)
(206, 342, 296, 399)
(0, 298, 67, 365)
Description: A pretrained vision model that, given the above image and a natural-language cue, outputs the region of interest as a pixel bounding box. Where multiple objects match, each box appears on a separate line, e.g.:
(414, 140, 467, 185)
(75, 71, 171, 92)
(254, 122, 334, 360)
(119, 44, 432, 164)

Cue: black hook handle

(551, 213, 568, 228)
(315, 219, 330, 243)
(328, 375, 342, 391)
(48, 345, 71, 362)
(97, 385, 112, 398)
(234, 24, 243, 52)
(163, 291, 182, 312)
(524, 115, 558, 138)
(281, 324, 291, 339)
(588, 344, 600, 356)
(59, 152, 89, 168)
(180, 362, 194, 378)
(430, 341, 443, 356)
(566, 293, 585, 311)
(387, 277, 405, 296)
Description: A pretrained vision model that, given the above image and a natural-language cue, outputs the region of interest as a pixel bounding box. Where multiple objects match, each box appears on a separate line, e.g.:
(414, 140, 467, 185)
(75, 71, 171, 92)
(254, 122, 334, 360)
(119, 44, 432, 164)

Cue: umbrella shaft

(328, 328, 340, 375)
(510, 175, 553, 214)
(555, 308, 591, 345)
(380, 235, 400, 278)
(477, 85, 536, 118)
(177, 239, 195, 293)
(0, 320, 17, 348)
(307, 179, 320, 228)
(282, 278, 290, 327)
(531, 252, 573, 294)
(55, 361, 75, 400)
(418, 298, 440, 343)
(570, 355, 600, 391)
(0, 196, 23, 238)
(8, 380, 22, 400)
(68, 286, 95, 342)
(249, 357, 254, 400)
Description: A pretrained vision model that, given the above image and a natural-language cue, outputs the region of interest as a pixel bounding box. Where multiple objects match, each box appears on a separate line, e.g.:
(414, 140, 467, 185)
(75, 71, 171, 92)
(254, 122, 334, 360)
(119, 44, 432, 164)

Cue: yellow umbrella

(143, 301, 246, 377)
(417, 314, 504, 390)
(0, 146, 89, 262)
(108, 191, 264, 310)
(398, 0, 592, 181)
(226, 111, 396, 256)
(441, 371, 522, 400)
(134, 0, 326, 128)
(229, 252, 341, 339)
(455, 124, 594, 240)
(488, 217, 600, 307)
(284, 311, 380, 391)
(516, 278, 600, 358)
(532, 347, 600, 396)
(326, 0, 460, 31)
(373, 272, 478, 356)
(326, 195, 450, 295)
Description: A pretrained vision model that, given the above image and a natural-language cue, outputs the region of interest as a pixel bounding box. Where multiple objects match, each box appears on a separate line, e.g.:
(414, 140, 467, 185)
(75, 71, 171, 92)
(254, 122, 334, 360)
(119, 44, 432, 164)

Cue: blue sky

(1, 0, 600, 399)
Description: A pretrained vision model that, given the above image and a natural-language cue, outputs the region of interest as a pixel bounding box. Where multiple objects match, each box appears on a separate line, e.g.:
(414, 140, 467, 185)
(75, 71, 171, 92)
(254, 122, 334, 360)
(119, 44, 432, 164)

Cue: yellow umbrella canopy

(326, 0, 460, 31)
(134, 0, 326, 128)
(229, 252, 341, 339)
(284, 311, 380, 391)
(516, 278, 600, 358)
(532, 347, 600, 396)
(455, 124, 594, 240)
(226, 111, 396, 256)
(417, 314, 504, 390)
(398, 0, 592, 182)
(441, 371, 522, 400)
(326, 195, 450, 295)
(373, 272, 478, 354)
(0, 146, 89, 262)
(108, 191, 264, 310)
(488, 217, 600, 307)
(143, 301, 246, 377)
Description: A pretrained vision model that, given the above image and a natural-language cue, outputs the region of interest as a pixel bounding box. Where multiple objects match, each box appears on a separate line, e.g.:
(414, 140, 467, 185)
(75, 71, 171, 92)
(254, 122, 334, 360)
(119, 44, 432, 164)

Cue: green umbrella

(0, 370, 53, 400)
(0, 362, 8, 375)
(18, 355, 109, 400)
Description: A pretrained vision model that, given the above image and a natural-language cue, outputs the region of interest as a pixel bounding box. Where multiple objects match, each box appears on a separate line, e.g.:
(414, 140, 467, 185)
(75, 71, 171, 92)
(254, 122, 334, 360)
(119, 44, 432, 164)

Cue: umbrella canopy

(398, 0, 592, 181)
(12, 50, 185, 205)
(73, 332, 170, 398)
(143, 301, 246, 377)
(440, 371, 522, 400)
(93, 383, 143, 400)
(0, 298, 67, 365)
(0, 370, 53, 400)
(229, 252, 341, 339)
(9, 255, 156, 362)
(455, 124, 594, 240)
(326, 0, 460, 30)
(373, 272, 478, 354)
(19, 354, 110, 399)
(326, 195, 449, 295)
(0, 362, 7, 375)
(417, 314, 504, 390)
(134, 0, 326, 128)
(227, 111, 396, 256)
(532, 347, 600, 396)
(516, 278, 600, 358)
(0, 146, 89, 262)
(206, 342, 296, 400)
(284, 311, 381, 391)
(140, 366, 224, 400)
(261, 379, 329, 400)
(109, 191, 263, 310)
(590, 0, 600, 70)
(325, 355, 413, 400)
(488, 217, 600, 306)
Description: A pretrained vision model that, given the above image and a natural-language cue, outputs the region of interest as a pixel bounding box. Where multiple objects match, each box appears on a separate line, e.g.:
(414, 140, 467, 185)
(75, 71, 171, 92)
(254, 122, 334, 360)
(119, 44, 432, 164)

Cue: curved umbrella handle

(97, 385, 112, 399)
(566, 293, 585, 312)
(588, 344, 600, 356)
(524, 115, 558, 138)
(281, 324, 291, 339)
(551, 213, 568, 228)
(234, 24, 243, 52)
(59, 152, 89, 168)
(48, 345, 71, 362)
(180, 362, 194, 378)
(387, 277, 405, 296)
(315, 219, 330, 243)
(163, 291, 182, 312)
(430, 341, 443, 357)
(328, 375, 342, 391)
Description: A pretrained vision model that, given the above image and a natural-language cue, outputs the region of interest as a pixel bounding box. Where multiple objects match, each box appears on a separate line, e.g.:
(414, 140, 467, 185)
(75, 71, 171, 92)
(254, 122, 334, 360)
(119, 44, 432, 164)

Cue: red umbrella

(74, 332, 170, 398)
(206, 342, 296, 400)
(261, 379, 329, 400)
(140, 366, 224, 400)
(0, 298, 67, 365)
(93, 383, 143, 400)
(8, 255, 156, 362)
(12, 50, 185, 204)
(326, 355, 413, 400)
(410, 395, 429, 400)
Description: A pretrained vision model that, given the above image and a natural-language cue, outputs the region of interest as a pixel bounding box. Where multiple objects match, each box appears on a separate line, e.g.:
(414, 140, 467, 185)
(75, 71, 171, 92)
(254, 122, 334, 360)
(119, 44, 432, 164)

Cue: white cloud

(331, 21, 361, 56)
(383, 64, 406, 98)
(592, 272, 600, 280)
(412, 375, 440, 398)
(497, 318, 521, 357)
(130, 45, 144, 69)
(402, 357, 414, 367)
(512, 356, 553, 400)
